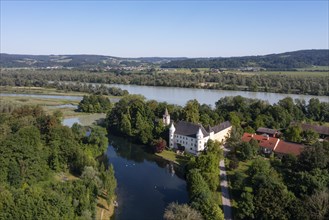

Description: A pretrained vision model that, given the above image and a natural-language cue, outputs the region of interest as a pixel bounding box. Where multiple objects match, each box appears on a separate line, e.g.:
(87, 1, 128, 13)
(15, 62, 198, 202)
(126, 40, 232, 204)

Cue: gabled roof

(174, 121, 231, 138)
(175, 121, 208, 138)
(242, 132, 304, 156)
(256, 127, 277, 135)
(242, 133, 279, 150)
(290, 122, 329, 136)
(275, 141, 304, 156)
(211, 121, 231, 133)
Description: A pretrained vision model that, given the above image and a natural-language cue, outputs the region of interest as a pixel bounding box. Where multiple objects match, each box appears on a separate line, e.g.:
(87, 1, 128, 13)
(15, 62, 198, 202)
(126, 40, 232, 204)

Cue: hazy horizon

(1, 48, 328, 59)
(1, 1, 328, 57)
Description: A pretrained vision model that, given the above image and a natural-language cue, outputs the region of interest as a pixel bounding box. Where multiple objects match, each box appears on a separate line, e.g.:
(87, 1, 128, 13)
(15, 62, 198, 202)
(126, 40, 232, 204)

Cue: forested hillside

(162, 50, 329, 70)
(0, 53, 185, 68)
(0, 105, 116, 219)
(1, 50, 328, 70)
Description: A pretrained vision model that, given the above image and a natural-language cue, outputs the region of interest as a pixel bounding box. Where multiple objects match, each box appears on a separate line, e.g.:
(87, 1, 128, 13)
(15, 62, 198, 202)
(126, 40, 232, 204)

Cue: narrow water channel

(107, 135, 189, 220)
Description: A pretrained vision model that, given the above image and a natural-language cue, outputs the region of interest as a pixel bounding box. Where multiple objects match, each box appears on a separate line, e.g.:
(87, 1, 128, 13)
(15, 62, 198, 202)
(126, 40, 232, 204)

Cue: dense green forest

(162, 50, 329, 70)
(1, 68, 328, 95)
(78, 95, 113, 113)
(0, 105, 116, 219)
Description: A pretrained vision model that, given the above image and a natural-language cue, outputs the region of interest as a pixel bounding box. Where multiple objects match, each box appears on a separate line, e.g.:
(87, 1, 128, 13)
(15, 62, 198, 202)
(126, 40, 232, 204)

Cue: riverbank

(96, 191, 116, 220)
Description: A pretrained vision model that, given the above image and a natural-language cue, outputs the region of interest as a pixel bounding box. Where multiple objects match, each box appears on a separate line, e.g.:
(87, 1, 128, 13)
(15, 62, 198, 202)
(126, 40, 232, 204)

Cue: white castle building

(169, 120, 232, 155)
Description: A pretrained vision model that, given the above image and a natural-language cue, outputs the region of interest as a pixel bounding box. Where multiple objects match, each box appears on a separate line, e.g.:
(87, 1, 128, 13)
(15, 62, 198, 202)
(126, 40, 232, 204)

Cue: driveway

(219, 145, 233, 220)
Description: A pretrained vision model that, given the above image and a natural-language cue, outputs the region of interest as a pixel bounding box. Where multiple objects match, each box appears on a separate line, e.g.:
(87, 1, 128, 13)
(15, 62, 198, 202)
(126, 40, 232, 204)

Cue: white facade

(169, 121, 232, 155)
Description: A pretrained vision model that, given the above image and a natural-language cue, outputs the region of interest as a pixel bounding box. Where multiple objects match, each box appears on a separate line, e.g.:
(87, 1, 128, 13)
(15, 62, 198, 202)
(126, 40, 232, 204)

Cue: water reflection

(62, 117, 80, 127)
(107, 135, 188, 220)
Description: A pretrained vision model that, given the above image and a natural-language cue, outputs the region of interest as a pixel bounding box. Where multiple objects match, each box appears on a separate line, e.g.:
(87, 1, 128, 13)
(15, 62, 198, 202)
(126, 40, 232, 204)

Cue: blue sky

(1, 1, 328, 57)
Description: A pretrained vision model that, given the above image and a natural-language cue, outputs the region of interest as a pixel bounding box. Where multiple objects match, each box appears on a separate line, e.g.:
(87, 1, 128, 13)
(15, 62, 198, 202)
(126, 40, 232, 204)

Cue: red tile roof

(275, 141, 304, 156)
(242, 133, 279, 150)
(242, 133, 304, 156)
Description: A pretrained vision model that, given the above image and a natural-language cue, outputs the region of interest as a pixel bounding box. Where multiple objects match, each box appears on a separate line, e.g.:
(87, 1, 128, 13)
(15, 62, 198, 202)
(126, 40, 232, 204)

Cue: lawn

(156, 149, 190, 166)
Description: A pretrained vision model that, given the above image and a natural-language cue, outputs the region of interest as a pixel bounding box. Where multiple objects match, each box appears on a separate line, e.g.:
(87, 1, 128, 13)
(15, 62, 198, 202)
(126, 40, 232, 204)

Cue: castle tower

(169, 123, 175, 148)
(196, 127, 204, 151)
(163, 108, 170, 126)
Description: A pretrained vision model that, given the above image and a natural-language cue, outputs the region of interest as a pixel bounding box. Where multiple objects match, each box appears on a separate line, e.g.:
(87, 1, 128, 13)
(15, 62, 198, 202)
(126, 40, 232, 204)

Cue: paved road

(220, 146, 233, 220)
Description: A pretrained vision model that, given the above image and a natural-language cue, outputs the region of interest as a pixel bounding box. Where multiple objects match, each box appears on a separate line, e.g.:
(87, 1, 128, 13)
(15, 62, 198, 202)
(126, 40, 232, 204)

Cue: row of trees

(0, 105, 117, 219)
(1, 68, 328, 95)
(186, 140, 224, 220)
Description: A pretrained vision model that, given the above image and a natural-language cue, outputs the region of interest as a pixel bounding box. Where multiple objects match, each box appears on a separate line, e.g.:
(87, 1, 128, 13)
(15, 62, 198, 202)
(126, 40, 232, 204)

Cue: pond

(62, 117, 81, 127)
(107, 135, 189, 220)
(62, 114, 106, 127)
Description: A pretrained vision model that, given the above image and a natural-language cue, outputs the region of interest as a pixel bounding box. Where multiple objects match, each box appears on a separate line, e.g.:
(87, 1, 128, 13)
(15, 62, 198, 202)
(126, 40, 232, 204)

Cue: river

(108, 84, 328, 106)
(1, 84, 328, 106)
(107, 135, 188, 220)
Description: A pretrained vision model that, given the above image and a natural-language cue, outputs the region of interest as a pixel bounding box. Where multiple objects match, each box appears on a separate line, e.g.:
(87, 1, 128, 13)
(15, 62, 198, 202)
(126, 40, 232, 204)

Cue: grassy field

(0, 95, 83, 117)
(0, 86, 119, 119)
(0, 95, 80, 106)
(155, 149, 190, 166)
(0, 86, 87, 96)
(297, 66, 329, 71)
(0, 96, 107, 125)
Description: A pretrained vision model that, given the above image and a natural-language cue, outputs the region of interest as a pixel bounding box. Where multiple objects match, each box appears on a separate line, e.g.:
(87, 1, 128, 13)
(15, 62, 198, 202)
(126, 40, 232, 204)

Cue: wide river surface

(108, 84, 328, 105)
(107, 135, 188, 220)
(1, 84, 328, 106)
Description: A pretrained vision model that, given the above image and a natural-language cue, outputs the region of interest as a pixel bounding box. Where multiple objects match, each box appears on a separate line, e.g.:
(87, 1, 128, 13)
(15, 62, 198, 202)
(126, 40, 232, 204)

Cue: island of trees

(78, 95, 113, 113)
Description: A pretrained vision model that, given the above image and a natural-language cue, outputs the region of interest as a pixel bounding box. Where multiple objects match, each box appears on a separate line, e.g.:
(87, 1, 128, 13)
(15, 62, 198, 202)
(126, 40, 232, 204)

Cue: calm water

(107, 135, 188, 220)
(108, 84, 328, 106)
(48, 104, 78, 109)
(62, 117, 80, 127)
(2, 85, 328, 107)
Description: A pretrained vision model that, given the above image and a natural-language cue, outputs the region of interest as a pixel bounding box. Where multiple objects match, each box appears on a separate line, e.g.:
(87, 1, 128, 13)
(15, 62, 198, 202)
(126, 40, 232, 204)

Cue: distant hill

(161, 50, 329, 70)
(1, 50, 328, 70)
(0, 53, 187, 69)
